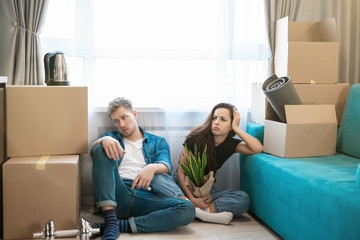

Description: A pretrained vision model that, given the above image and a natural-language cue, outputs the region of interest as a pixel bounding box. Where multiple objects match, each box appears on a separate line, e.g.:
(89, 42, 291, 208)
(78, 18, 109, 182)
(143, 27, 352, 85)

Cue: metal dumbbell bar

(33, 218, 100, 239)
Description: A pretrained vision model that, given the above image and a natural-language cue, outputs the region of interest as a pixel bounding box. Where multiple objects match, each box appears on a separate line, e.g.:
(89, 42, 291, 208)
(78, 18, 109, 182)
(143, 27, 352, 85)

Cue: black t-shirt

(184, 137, 242, 175)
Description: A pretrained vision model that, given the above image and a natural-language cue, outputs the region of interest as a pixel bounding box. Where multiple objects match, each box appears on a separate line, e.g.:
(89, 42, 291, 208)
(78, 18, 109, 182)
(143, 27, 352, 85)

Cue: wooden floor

(81, 208, 282, 240)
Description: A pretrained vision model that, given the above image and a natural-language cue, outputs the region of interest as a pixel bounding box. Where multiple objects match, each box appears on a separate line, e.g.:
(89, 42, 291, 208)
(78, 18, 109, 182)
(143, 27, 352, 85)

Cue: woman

(177, 103, 263, 224)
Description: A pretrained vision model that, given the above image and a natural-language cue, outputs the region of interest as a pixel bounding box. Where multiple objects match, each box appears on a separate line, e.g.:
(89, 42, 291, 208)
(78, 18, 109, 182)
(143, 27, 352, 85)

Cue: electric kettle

(44, 51, 70, 86)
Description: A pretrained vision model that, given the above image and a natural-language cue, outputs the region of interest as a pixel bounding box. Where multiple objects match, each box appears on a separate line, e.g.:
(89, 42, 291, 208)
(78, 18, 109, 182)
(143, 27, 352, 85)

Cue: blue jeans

(149, 174, 185, 198)
(91, 146, 195, 233)
(153, 173, 250, 217)
(210, 188, 250, 217)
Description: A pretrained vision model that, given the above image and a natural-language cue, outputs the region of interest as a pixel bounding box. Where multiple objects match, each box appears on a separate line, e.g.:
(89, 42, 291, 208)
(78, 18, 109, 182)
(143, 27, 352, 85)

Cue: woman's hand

(191, 195, 212, 210)
(232, 107, 264, 155)
(232, 107, 241, 130)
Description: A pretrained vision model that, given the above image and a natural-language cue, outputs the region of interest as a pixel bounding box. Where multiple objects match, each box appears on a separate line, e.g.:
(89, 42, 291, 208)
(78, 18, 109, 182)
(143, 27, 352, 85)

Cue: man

(90, 97, 195, 240)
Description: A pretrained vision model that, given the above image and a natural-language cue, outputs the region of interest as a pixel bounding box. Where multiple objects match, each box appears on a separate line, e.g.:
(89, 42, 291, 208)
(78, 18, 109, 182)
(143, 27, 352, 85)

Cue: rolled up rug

(356, 163, 360, 187)
(262, 74, 302, 122)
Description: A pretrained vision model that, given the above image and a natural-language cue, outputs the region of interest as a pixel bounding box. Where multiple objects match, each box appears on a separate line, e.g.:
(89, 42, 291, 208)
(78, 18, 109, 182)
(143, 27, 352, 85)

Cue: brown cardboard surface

(263, 105, 337, 158)
(0, 84, 5, 238)
(7, 86, 88, 157)
(3, 155, 80, 240)
(250, 83, 349, 126)
(275, 17, 339, 84)
(287, 42, 339, 83)
(288, 18, 339, 42)
(285, 123, 337, 157)
(294, 83, 349, 124)
(285, 105, 337, 124)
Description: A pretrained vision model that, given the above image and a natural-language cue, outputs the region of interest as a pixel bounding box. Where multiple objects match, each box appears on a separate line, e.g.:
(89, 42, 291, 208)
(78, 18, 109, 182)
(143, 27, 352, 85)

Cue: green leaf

(202, 145, 207, 171)
(180, 143, 208, 187)
(200, 154, 206, 184)
(194, 144, 198, 161)
(183, 144, 190, 166)
(180, 163, 196, 184)
(190, 154, 202, 187)
(184, 143, 193, 166)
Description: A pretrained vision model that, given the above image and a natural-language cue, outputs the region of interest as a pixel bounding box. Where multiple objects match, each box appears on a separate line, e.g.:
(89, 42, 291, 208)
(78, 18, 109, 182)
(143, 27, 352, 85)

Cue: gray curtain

(264, 0, 360, 85)
(0, 0, 49, 85)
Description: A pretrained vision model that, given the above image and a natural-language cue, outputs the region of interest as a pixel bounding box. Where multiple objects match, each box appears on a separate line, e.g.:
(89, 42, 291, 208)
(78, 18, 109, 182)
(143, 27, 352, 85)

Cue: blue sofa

(240, 84, 360, 240)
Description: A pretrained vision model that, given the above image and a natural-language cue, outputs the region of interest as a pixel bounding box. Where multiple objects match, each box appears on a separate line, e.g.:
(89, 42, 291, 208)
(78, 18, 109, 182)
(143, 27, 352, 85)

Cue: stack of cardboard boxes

(251, 17, 350, 158)
(2, 86, 88, 239)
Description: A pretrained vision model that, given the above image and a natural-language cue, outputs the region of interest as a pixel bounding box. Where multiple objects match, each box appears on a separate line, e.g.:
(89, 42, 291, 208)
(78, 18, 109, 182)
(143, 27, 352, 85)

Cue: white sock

(195, 207, 233, 225)
(203, 207, 210, 212)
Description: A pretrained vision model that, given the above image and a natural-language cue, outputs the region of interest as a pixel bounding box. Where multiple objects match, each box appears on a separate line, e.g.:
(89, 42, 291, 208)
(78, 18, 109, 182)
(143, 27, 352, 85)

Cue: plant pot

(185, 171, 215, 204)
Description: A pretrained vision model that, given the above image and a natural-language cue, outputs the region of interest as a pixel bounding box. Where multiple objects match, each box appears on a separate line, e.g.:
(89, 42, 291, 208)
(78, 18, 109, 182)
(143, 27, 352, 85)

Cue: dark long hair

(185, 103, 236, 172)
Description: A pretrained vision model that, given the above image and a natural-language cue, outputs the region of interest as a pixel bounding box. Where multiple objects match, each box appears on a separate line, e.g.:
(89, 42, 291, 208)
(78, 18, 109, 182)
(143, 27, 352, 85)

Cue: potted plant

(180, 144, 215, 203)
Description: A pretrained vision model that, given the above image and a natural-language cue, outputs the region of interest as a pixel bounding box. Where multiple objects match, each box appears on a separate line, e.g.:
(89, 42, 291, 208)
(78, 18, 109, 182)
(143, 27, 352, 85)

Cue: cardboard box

(251, 83, 349, 126)
(7, 86, 88, 157)
(250, 82, 266, 126)
(275, 17, 339, 83)
(3, 155, 80, 239)
(263, 105, 337, 158)
(294, 83, 349, 124)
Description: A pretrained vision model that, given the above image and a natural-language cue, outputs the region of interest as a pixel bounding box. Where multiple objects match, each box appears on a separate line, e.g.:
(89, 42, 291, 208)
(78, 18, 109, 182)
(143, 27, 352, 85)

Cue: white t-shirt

(118, 138, 146, 180)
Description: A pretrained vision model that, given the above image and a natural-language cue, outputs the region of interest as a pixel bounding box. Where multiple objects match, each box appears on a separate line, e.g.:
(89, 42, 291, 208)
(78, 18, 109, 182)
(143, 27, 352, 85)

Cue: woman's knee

(240, 191, 250, 209)
(233, 190, 250, 215)
(213, 190, 250, 215)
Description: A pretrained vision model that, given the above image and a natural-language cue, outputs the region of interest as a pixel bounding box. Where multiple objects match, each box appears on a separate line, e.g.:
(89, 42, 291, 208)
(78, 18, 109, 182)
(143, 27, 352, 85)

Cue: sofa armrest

(246, 122, 264, 144)
(240, 122, 264, 189)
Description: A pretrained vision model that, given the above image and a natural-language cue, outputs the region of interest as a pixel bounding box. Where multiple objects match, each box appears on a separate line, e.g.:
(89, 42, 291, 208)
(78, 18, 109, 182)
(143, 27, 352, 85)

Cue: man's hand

(101, 136, 126, 161)
(191, 195, 212, 210)
(131, 164, 157, 190)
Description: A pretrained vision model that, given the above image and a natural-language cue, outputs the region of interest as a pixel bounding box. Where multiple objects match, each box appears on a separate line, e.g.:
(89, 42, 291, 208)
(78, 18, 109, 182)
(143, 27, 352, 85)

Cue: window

(41, 0, 271, 109)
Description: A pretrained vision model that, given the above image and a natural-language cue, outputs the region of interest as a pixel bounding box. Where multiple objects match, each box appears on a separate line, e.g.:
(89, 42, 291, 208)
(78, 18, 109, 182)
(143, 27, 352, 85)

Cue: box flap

(264, 120, 287, 158)
(285, 105, 337, 124)
(294, 83, 349, 124)
(275, 17, 289, 78)
(276, 16, 289, 45)
(316, 17, 338, 42)
(288, 21, 320, 41)
(286, 17, 338, 42)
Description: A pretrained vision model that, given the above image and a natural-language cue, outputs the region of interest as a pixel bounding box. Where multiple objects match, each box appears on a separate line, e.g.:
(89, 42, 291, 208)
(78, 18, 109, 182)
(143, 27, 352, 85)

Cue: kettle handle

(44, 52, 53, 84)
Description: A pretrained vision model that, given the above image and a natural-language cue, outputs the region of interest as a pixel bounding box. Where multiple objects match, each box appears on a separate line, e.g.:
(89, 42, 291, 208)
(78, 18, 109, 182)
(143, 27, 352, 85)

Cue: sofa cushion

(337, 84, 360, 158)
(241, 152, 360, 240)
(356, 163, 360, 187)
(246, 122, 264, 144)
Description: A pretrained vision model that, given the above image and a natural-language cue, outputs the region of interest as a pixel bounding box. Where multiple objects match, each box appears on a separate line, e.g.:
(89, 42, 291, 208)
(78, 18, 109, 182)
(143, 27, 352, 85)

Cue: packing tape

(36, 155, 50, 170)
